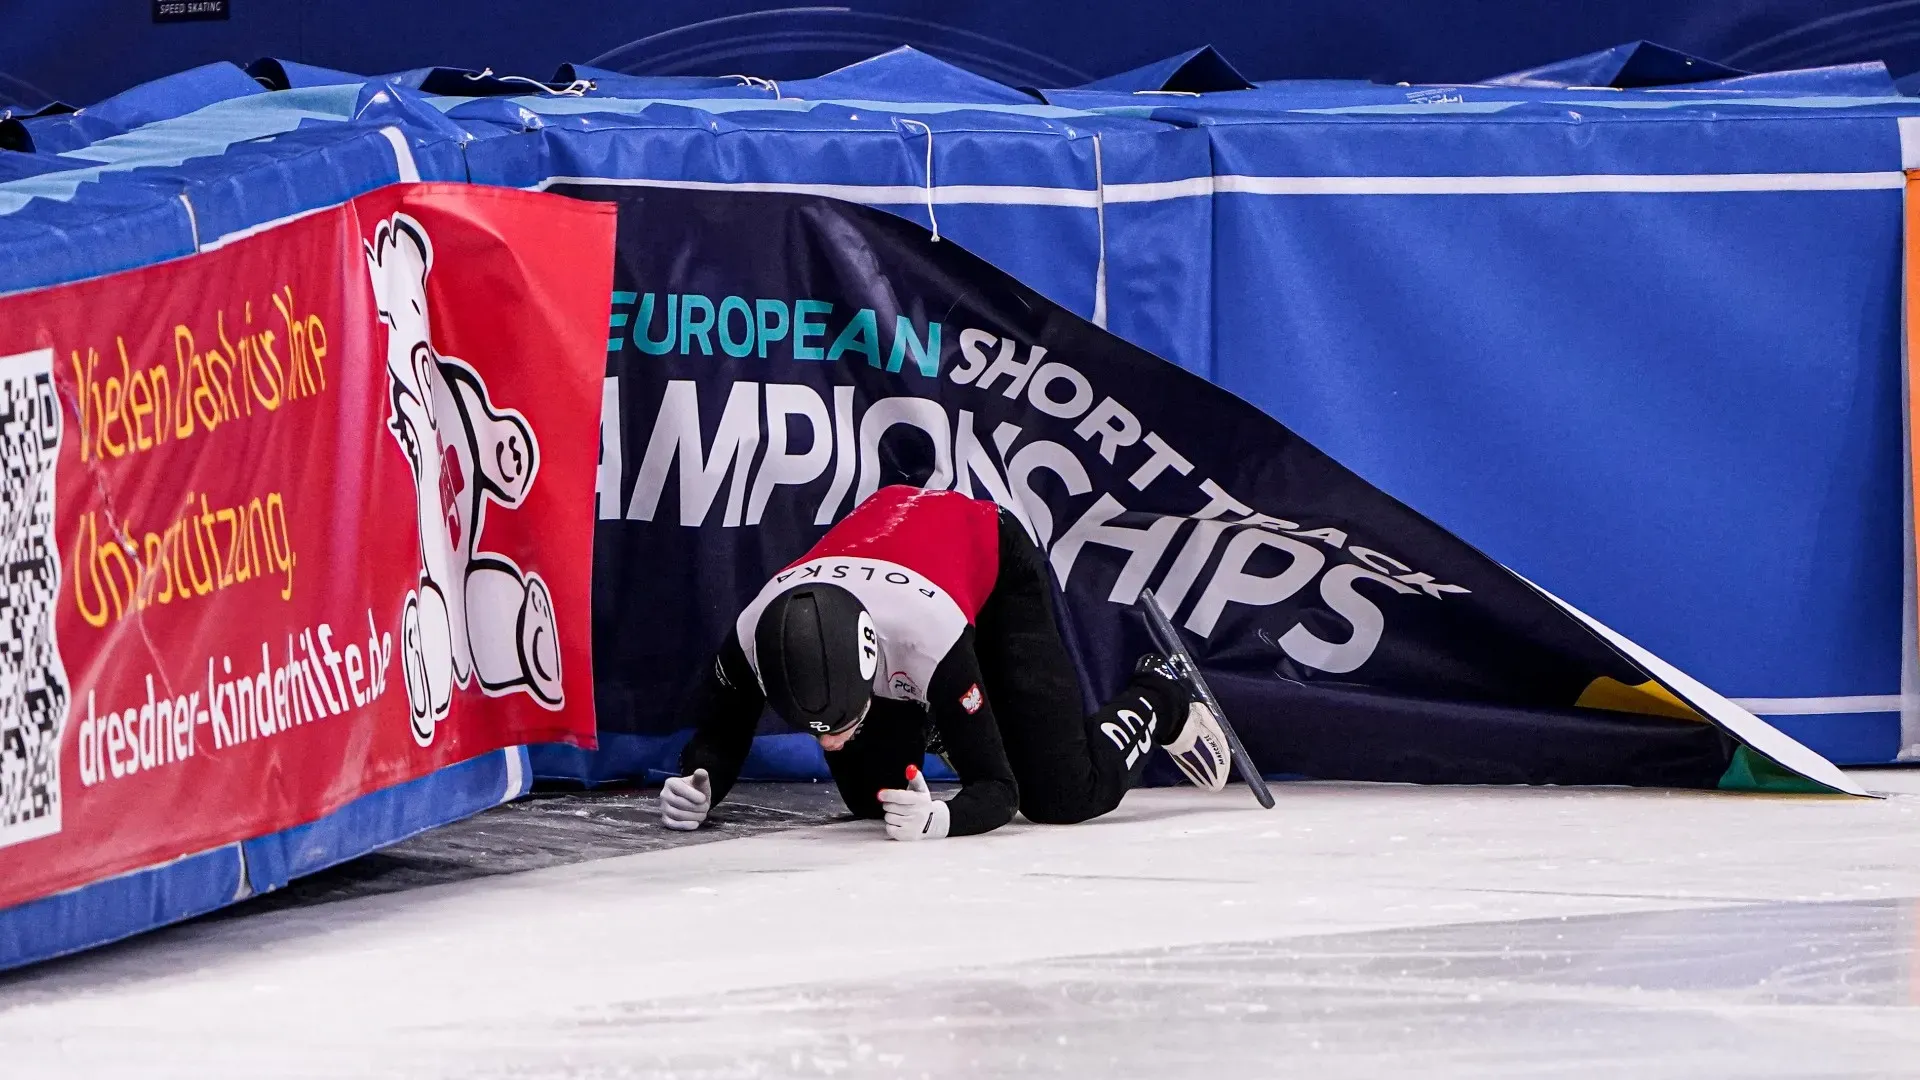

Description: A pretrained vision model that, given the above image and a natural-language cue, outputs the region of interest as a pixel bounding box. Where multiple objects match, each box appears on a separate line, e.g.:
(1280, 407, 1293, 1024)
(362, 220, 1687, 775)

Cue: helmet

(755, 583, 877, 736)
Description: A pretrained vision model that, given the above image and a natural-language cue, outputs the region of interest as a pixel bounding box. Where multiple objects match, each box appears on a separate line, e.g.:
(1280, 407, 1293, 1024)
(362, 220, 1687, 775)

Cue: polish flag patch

(960, 684, 984, 714)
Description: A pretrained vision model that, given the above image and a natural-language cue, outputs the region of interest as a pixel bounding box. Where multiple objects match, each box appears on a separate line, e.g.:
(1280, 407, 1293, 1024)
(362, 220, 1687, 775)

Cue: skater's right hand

(660, 769, 711, 831)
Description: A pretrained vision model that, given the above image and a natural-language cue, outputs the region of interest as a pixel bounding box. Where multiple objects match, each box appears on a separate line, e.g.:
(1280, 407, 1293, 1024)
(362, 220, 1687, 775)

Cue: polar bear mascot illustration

(364, 212, 564, 746)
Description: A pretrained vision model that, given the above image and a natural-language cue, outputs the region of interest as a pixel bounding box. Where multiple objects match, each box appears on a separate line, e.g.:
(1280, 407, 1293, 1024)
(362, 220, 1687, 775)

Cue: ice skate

(1132, 652, 1229, 791)
(1136, 591, 1275, 807)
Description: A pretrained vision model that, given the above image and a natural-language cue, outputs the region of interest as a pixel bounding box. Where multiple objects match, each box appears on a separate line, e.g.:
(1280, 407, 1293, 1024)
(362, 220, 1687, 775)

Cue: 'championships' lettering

(599, 321, 1471, 676)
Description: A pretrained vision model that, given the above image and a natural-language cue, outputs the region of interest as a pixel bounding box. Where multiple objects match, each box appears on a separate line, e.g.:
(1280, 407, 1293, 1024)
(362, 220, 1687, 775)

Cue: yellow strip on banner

(1575, 676, 1703, 721)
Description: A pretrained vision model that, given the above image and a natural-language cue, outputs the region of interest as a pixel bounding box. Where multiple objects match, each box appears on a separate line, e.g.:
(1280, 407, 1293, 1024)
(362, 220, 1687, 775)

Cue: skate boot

(1162, 701, 1231, 792)
(1134, 654, 1231, 792)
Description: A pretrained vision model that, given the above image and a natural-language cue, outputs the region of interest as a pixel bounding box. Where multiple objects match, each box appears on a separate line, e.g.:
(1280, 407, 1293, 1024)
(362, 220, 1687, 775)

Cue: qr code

(0, 348, 68, 849)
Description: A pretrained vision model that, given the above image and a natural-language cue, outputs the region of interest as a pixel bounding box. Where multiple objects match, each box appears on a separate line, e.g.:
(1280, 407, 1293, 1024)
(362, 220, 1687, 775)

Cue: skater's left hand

(879, 765, 950, 841)
(660, 768, 712, 831)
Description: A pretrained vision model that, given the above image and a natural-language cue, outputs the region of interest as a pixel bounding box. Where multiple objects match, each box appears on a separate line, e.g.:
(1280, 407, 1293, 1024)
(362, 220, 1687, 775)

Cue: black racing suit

(679, 487, 1189, 836)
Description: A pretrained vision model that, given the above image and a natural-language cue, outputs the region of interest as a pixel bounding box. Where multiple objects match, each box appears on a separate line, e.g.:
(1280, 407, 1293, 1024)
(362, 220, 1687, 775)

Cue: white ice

(6, 772, 1920, 1078)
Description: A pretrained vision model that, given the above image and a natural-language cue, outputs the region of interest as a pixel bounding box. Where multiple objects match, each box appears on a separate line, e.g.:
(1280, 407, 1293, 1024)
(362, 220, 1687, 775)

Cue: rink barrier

(0, 749, 530, 973)
(0, 186, 611, 962)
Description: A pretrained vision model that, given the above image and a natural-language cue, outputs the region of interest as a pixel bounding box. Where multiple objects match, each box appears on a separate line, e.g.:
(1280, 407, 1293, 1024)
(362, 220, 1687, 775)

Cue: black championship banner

(573, 184, 1857, 795)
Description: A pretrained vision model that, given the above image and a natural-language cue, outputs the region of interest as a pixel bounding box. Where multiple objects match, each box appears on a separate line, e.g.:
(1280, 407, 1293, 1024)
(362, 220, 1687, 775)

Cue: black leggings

(827, 510, 1186, 825)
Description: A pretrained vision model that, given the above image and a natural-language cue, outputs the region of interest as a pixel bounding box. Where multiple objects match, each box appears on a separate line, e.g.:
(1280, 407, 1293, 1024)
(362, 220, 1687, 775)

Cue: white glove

(879, 765, 950, 841)
(660, 768, 711, 831)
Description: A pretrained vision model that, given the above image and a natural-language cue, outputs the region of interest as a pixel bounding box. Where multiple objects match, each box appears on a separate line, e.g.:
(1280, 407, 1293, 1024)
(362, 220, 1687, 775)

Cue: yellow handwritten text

(72, 488, 298, 629)
(69, 286, 330, 465)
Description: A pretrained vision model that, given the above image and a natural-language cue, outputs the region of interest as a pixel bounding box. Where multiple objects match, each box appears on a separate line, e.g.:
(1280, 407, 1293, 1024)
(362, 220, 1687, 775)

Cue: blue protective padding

(0, 749, 526, 972)
(1201, 107, 1910, 727)
(137, 124, 466, 239)
(720, 734, 956, 783)
(531, 730, 692, 785)
(242, 748, 528, 894)
(0, 846, 242, 971)
(739, 733, 831, 780)
(0, 150, 71, 181)
(55, 84, 364, 165)
(529, 731, 827, 785)
(247, 58, 369, 91)
(1080, 46, 1254, 94)
(469, 114, 1105, 313)
(530, 732, 951, 787)
(1197, 105, 1911, 176)
(779, 47, 1041, 105)
(0, 87, 366, 217)
(0, 193, 196, 295)
(0, 122, 465, 293)
(0, 83, 473, 295)
(460, 102, 1213, 372)
(13, 62, 267, 154)
(1764, 713, 1903, 766)
(353, 83, 492, 146)
(1485, 41, 1750, 89)
(439, 89, 1093, 124)
(1091, 125, 1214, 376)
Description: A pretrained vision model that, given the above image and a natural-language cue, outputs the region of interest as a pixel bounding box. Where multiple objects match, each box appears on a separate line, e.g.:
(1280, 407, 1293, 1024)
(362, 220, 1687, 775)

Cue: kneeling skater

(658, 485, 1231, 841)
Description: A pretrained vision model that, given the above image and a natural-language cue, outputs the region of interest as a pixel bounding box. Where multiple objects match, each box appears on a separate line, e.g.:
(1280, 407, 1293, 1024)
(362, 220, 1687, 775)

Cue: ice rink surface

(6, 771, 1920, 1079)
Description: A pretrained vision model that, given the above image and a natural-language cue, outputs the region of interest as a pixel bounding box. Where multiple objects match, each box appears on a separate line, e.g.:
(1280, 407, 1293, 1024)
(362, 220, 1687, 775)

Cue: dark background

(4, 1, 1918, 108)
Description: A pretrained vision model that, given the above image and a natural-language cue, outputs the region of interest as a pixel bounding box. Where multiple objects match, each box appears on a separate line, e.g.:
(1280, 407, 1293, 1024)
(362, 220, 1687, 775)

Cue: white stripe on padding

(232, 844, 253, 902)
(1214, 172, 1905, 195)
(531, 171, 1896, 208)
(380, 126, 420, 183)
(178, 193, 200, 252)
(202, 204, 334, 251)
(1107, 176, 1215, 202)
(502, 746, 526, 802)
(1900, 117, 1920, 171)
(1730, 695, 1905, 716)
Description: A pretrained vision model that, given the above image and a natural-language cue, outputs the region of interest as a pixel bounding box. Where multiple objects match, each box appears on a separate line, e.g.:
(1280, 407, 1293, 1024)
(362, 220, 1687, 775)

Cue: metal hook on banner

(897, 118, 939, 242)
(724, 75, 782, 99)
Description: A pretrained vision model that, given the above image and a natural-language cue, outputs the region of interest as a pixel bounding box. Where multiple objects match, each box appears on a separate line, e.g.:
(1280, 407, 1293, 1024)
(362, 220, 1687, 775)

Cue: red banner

(0, 184, 612, 909)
